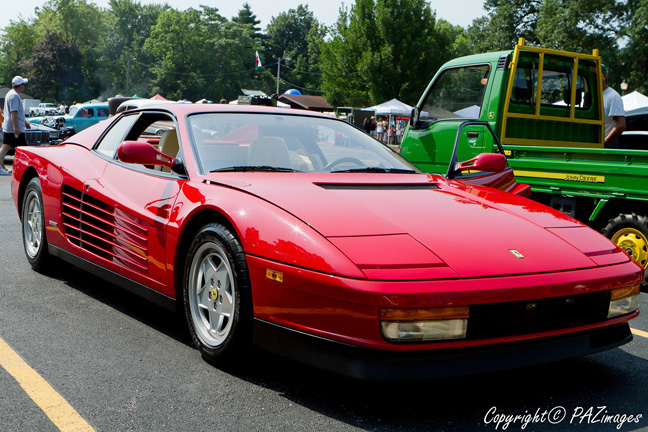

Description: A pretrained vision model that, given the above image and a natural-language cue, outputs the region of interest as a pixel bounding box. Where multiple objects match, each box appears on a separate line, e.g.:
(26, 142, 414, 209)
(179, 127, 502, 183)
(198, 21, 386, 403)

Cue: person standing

(601, 64, 626, 148)
(1, 76, 31, 175)
(376, 118, 384, 142)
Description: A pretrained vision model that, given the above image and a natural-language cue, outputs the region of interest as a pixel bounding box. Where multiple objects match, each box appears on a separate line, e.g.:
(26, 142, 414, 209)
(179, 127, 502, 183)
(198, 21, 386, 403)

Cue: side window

(86, 108, 95, 118)
(95, 114, 140, 158)
(122, 113, 178, 173)
(97, 108, 109, 117)
(421, 65, 490, 120)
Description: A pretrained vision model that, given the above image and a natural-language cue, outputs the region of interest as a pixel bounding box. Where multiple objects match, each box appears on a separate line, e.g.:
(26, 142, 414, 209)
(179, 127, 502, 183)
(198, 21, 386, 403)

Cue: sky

(1, 0, 487, 32)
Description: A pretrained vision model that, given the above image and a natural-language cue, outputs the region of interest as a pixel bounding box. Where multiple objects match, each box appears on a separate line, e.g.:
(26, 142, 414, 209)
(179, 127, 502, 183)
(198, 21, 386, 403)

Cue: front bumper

(253, 319, 633, 381)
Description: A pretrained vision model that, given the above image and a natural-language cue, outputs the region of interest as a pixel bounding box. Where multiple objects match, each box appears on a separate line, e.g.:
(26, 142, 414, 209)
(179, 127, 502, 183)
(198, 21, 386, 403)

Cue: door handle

(467, 132, 479, 138)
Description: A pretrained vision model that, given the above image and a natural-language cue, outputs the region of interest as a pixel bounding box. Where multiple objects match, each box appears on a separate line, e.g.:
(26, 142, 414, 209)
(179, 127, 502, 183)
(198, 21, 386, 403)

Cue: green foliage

(20, 31, 85, 102)
(232, 2, 262, 36)
(1, 0, 646, 106)
(264, 5, 326, 95)
(620, 0, 648, 94)
(0, 18, 40, 87)
(320, 0, 463, 106)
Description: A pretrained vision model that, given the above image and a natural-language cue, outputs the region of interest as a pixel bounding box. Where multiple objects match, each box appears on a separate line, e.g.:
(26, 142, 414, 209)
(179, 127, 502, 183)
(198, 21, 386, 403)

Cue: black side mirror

(410, 107, 420, 130)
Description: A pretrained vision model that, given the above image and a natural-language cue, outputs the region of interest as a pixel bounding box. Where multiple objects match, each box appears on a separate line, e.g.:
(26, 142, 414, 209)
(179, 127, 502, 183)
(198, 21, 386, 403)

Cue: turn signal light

(379, 306, 469, 342)
(608, 284, 640, 318)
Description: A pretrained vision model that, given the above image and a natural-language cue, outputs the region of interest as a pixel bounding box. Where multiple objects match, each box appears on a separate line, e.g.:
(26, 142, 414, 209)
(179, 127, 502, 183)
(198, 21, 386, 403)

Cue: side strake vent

(317, 184, 439, 190)
(61, 185, 149, 275)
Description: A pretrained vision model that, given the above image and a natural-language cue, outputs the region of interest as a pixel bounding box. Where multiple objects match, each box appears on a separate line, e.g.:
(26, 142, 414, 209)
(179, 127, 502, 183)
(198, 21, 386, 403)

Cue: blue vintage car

(28, 102, 110, 134)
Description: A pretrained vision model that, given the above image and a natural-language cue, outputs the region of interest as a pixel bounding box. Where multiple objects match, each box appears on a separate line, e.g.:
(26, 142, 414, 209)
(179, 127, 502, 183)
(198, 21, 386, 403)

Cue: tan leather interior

(247, 137, 291, 168)
(158, 130, 179, 172)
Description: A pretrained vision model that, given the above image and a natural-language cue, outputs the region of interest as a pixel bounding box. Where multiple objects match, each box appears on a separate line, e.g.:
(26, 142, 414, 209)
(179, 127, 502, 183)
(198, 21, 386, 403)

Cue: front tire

(183, 223, 251, 365)
(602, 213, 648, 287)
(22, 177, 51, 271)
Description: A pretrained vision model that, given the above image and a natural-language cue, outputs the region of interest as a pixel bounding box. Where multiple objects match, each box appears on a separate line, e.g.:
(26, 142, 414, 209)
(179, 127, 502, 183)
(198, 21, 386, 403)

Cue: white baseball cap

(12, 76, 28, 86)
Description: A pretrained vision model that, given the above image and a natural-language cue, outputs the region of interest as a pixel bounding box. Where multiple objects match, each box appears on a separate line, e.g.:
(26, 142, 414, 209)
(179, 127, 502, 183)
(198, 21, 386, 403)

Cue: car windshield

(68, 106, 79, 117)
(188, 113, 420, 174)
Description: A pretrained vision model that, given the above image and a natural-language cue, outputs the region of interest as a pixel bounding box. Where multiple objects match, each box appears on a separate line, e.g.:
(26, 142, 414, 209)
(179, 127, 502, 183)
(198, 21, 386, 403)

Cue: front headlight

(379, 306, 469, 342)
(608, 284, 640, 318)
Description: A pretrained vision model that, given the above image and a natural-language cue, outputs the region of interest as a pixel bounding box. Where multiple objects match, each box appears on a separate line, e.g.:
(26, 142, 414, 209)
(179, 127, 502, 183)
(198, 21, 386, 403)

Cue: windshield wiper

(210, 165, 298, 173)
(331, 167, 417, 174)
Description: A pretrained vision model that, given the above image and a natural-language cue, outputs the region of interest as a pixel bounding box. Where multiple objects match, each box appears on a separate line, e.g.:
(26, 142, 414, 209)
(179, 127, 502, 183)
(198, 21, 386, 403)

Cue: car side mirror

(410, 107, 420, 130)
(457, 153, 507, 173)
(117, 140, 176, 169)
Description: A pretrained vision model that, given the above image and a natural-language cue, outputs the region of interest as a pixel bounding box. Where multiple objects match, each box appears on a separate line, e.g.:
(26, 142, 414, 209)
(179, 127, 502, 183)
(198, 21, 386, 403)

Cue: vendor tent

(622, 91, 648, 112)
(366, 98, 413, 116)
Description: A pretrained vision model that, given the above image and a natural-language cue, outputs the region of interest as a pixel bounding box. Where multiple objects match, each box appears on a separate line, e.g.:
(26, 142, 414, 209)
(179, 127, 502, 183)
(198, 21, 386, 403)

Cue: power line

(278, 77, 324, 94)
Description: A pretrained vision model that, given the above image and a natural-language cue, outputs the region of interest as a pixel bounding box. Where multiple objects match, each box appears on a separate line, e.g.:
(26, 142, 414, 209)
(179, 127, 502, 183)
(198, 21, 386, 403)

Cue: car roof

(116, 98, 179, 114)
(73, 102, 109, 108)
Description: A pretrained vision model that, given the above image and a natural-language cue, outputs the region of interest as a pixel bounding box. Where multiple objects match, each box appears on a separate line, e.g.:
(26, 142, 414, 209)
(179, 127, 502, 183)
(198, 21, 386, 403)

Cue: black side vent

(497, 54, 509, 71)
(61, 185, 149, 275)
(317, 184, 439, 190)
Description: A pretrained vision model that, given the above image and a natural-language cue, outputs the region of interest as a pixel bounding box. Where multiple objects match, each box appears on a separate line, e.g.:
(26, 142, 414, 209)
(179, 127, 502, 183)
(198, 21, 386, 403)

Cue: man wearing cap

(601, 64, 626, 149)
(1, 75, 31, 175)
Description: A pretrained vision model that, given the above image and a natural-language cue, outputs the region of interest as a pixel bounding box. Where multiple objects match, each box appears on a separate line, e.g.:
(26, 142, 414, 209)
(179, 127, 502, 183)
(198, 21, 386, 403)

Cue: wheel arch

(16, 167, 41, 222)
(595, 198, 648, 230)
(173, 208, 240, 302)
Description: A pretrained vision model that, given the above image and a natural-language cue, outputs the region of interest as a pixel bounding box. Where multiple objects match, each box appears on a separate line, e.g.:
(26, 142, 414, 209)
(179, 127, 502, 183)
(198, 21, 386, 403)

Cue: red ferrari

(11, 104, 641, 380)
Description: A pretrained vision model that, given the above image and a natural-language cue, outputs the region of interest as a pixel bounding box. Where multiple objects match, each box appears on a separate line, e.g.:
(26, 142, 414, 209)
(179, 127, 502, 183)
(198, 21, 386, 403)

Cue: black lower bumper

(252, 319, 633, 381)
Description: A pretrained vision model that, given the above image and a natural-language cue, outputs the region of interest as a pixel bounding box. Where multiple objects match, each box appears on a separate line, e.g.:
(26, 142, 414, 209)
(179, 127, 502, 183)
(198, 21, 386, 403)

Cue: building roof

(278, 94, 333, 112)
(0, 86, 35, 100)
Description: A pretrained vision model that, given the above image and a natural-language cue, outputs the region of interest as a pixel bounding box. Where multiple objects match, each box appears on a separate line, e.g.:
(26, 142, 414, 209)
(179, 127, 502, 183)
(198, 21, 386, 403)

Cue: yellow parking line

(632, 328, 648, 338)
(0, 337, 94, 432)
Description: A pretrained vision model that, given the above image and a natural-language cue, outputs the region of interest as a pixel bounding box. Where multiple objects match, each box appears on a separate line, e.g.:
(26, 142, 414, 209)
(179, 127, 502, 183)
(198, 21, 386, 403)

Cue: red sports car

(11, 104, 641, 380)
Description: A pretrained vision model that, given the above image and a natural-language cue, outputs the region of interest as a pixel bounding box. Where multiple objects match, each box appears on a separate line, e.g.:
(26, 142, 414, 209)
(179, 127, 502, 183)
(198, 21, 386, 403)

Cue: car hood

(206, 173, 626, 279)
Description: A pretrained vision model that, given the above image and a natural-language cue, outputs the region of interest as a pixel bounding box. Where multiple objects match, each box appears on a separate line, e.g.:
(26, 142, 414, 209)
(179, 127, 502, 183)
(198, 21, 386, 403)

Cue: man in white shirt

(602, 64, 626, 148)
(1, 75, 32, 175)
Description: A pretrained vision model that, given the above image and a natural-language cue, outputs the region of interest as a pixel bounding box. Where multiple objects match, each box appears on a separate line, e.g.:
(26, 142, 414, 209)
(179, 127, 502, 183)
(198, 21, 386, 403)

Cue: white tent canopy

(366, 98, 413, 116)
(622, 91, 648, 113)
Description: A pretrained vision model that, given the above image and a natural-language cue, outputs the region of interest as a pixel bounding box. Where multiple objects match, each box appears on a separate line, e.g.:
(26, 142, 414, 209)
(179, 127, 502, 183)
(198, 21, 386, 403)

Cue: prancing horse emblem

(509, 249, 525, 259)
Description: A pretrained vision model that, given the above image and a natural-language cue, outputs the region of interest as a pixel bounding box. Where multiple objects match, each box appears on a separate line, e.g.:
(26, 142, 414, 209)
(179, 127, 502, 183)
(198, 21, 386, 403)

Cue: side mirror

(457, 152, 507, 173)
(117, 140, 175, 169)
(410, 107, 420, 130)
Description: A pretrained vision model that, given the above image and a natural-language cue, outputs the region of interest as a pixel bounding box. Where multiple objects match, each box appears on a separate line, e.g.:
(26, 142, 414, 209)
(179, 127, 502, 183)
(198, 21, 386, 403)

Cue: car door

(77, 111, 183, 295)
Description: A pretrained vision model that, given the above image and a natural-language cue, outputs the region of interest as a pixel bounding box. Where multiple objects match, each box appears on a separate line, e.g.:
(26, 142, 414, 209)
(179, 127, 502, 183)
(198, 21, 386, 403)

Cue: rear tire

(601, 213, 648, 289)
(183, 223, 252, 366)
(21, 177, 51, 271)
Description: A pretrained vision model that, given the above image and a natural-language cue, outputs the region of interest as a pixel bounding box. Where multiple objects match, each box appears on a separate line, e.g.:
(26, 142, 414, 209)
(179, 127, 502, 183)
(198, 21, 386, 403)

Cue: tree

(103, 0, 166, 95)
(320, 0, 458, 107)
(619, 0, 648, 94)
(20, 31, 85, 102)
(232, 3, 262, 37)
(0, 18, 40, 87)
(145, 6, 260, 101)
(264, 5, 326, 95)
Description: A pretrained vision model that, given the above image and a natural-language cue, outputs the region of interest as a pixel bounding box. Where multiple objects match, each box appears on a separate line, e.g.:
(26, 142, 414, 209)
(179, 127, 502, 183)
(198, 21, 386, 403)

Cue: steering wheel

(324, 157, 365, 171)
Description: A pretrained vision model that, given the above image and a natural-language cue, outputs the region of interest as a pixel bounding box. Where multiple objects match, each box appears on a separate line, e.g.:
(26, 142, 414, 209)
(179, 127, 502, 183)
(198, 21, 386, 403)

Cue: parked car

(115, 98, 176, 115)
(28, 102, 109, 134)
(29, 103, 58, 117)
(11, 104, 642, 380)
